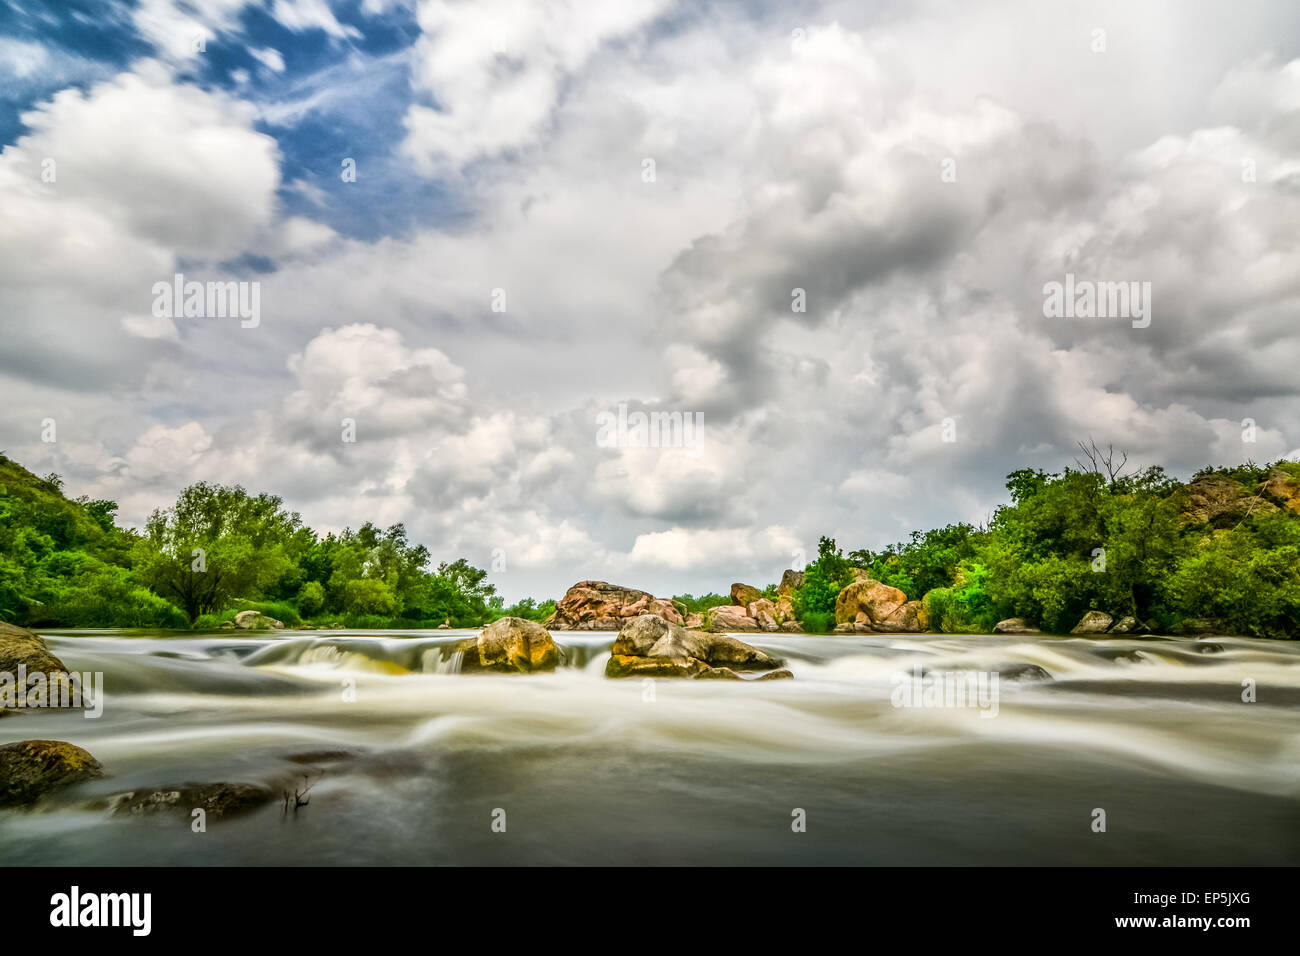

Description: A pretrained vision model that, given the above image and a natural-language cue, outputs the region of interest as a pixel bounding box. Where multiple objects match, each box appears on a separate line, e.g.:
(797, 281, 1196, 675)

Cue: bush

(297, 580, 326, 618)
(923, 563, 999, 633)
(342, 579, 396, 617)
(800, 611, 837, 634)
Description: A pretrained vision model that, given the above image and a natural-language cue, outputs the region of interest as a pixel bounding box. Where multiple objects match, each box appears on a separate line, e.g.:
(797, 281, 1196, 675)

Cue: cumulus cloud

(4, 1, 1300, 602)
(403, 0, 672, 174)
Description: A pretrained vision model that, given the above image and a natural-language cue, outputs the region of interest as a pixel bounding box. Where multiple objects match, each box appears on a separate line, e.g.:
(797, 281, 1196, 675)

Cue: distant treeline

(2, 452, 1298, 637)
(0, 453, 534, 629)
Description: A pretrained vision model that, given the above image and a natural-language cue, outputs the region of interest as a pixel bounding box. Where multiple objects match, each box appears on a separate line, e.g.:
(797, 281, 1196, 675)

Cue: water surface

(1, 629, 1296, 865)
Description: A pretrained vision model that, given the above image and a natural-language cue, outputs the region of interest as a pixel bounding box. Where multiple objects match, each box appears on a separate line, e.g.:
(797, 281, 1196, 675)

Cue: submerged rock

(1070, 611, 1114, 635)
(996, 663, 1053, 682)
(110, 782, 274, 819)
(0, 739, 104, 808)
(606, 614, 786, 680)
(458, 616, 558, 673)
(544, 581, 683, 630)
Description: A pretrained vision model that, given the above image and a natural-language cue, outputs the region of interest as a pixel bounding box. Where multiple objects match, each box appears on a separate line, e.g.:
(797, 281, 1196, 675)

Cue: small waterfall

(426, 647, 465, 674)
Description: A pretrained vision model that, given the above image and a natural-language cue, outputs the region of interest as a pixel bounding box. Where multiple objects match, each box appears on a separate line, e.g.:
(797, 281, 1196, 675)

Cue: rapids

(0, 628, 1296, 865)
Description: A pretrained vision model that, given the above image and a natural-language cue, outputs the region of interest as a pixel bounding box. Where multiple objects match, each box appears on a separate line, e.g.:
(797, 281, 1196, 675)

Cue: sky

(1, 0, 1299, 603)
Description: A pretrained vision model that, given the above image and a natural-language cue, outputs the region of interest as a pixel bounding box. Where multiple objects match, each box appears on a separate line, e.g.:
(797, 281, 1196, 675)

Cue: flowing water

(1, 629, 1297, 865)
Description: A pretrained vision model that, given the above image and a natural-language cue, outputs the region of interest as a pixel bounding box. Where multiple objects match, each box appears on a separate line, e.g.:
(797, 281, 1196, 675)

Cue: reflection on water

(1, 629, 1297, 865)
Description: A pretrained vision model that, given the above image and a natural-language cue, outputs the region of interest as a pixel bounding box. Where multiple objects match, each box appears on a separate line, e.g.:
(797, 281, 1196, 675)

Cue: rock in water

(459, 617, 559, 673)
(1070, 611, 1114, 634)
(606, 614, 786, 680)
(994, 617, 1041, 634)
(233, 610, 285, 630)
(544, 581, 683, 630)
(1108, 615, 1139, 634)
(110, 783, 274, 818)
(0, 739, 104, 808)
(834, 579, 928, 631)
(0, 622, 78, 709)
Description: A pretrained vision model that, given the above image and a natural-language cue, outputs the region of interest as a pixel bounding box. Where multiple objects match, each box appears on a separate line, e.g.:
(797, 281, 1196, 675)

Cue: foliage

(0, 455, 502, 630)
(672, 592, 732, 613)
(792, 537, 856, 619)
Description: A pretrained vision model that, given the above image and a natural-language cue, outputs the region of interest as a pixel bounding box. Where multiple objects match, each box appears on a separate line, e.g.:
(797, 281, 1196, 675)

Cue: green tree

(133, 482, 301, 622)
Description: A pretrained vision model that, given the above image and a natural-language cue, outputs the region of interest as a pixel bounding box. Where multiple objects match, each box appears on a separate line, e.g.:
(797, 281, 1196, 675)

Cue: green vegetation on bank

(0, 454, 516, 630)
(2, 451, 1298, 638)
(793, 459, 1300, 638)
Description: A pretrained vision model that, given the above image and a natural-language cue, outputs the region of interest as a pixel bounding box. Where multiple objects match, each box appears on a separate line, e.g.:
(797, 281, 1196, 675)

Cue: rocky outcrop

(110, 782, 274, 818)
(835, 579, 905, 626)
(0, 622, 77, 708)
(1261, 468, 1300, 514)
(777, 569, 805, 599)
(994, 617, 1041, 634)
(730, 583, 763, 607)
(832, 579, 927, 632)
(456, 617, 559, 673)
(544, 581, 683, 630)
(605, 614, 789, 680)
(1070, 611, 1114, 634)
(1176, 475, 1278, 528)
(233, 610, 285, 630)
(0, 739, 104, 808)
(702, 605, 758, 631)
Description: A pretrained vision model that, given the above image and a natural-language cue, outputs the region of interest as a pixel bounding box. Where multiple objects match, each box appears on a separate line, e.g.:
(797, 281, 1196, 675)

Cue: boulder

(605, 615, 785, 679)
(873, 600, 929, 633)
(777, 569, 805, 599)
(1176, 475, 1277, 527)
(745, 599, 781, 631)
(110, 782, 274, 819)
(773, 599, 795, 623)
(702, 604, 759, 632)
(1261, 468, 1300, 514)
(0, 622, 78, 708)
(993, 617, 1041, 634)
(233, 610, 285, 630)
(459, 617, 559, 673)
(1070, 611, 1114, 635)
(730, 583, 763, 606)
(834, 579, 908, 627)
(779, 620, 804, 633)
(1108, 615, 1139, 634)
(544, 581, 683, 630)
(0, 739, 104, 808)
(684, 613, 704, 629)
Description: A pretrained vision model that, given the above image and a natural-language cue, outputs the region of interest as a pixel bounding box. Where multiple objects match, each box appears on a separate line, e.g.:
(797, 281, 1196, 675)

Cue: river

(1, 629, 1297, 865)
